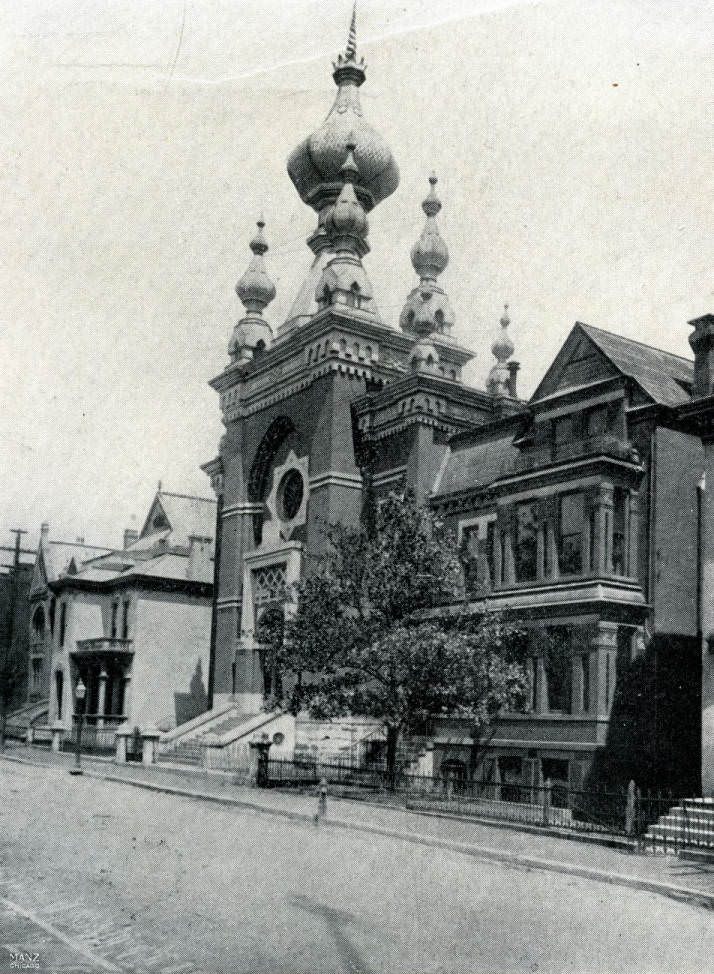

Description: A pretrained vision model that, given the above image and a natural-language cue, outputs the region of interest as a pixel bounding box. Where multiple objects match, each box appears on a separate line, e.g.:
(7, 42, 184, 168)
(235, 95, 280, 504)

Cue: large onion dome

(286, 4, 399, 214)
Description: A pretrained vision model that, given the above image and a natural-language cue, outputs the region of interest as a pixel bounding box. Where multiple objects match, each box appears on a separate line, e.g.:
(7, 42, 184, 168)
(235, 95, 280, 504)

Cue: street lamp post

(69, 677, 86, 776)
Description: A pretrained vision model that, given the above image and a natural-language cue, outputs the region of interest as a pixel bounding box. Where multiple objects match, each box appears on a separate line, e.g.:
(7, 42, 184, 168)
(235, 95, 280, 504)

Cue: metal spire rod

(345, 0, 357, 59)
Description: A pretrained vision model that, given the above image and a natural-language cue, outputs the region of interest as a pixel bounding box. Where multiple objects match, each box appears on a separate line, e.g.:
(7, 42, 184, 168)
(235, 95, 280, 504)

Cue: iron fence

(263, 758, 682, 839)
(61, 723, 117, 755)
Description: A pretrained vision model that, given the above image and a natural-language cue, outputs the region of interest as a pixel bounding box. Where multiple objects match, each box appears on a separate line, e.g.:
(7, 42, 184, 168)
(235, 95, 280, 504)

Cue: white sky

(1, 0, 712, 551)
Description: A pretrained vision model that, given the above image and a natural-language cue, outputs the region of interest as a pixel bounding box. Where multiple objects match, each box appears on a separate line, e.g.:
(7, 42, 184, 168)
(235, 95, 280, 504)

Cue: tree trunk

(385, 725, 399, 789)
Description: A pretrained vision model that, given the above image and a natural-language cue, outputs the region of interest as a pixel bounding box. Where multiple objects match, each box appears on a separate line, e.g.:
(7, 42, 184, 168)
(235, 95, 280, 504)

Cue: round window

(277, 469, 304, 521)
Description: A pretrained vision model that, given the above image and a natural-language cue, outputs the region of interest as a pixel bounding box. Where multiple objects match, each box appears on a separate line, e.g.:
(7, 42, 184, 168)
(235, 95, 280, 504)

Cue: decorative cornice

(222, 502, 263, 519)
(308, 471, 363, 491)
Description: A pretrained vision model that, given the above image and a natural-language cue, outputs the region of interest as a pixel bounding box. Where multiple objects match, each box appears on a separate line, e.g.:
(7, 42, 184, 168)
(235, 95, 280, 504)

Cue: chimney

(689, 314, 714, 398)
(40, 523, 49, 542)
(123, 528, 139, 549)
(187, 535, 212, 581)
(507, 361, 520, 399)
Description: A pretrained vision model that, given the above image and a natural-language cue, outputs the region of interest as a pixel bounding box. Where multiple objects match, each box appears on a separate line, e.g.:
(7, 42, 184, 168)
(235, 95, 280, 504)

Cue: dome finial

(345, 0, 358, 60)
(229, 220, 275, 364)
(487, 303, 518, 397)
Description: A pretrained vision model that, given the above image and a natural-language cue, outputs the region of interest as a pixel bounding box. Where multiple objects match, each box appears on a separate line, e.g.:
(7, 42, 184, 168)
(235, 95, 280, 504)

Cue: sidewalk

(3, 743, 713, 910)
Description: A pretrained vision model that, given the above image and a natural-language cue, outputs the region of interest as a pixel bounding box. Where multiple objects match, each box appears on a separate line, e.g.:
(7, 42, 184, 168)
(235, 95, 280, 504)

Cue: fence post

(141, 726, 160, 766)
(51, 721, 63, 753)
(314, 777, 328, 825)
(542, 777, 552, 826)
(625, 779, 636, 836)
(115, 725, 130, 764)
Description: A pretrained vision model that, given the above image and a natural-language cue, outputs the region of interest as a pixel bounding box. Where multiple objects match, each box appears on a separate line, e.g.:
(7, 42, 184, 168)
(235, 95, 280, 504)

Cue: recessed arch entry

(247, 416, 297, 505)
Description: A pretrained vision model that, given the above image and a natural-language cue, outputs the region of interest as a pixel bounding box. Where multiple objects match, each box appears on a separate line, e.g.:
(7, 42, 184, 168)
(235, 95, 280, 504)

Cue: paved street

(0, 760, 712, 974)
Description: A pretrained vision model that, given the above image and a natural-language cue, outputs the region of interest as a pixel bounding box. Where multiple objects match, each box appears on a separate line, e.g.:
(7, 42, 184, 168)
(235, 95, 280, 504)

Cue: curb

(3, 751, 713, 911)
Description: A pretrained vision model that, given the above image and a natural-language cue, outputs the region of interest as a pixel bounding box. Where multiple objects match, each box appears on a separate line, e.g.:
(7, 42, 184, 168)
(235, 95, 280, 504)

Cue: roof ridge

(50, 540, 112, 551)
(577, 321, 693, 366)
(159, 491, 216, 504)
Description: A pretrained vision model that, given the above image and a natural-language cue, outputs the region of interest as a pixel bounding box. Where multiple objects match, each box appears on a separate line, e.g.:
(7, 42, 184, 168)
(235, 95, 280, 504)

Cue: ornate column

(571, 654, 584, 715)
(536, 655, 549, 713)
(596, 484, 614, 575)
(590, 621, 619, 717)
(122, 674, 132, 723)
(627, 489, 640, 578)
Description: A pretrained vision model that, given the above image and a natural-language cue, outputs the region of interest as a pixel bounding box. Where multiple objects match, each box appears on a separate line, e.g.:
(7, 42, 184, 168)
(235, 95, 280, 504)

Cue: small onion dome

(410, 175, 449, 283)
(486, 305, 516, 397)
(326, 146, 369, 242)
(286, 6, 399, 213)
(491, 304, 514, 363)
(235, 220, 277, 316)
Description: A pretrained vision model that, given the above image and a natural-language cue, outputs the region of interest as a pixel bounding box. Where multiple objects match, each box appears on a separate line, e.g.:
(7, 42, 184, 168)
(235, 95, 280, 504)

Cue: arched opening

(247, 416, 298, 545)
(32, 605, 45, 639)
(254, 339, 266, 359)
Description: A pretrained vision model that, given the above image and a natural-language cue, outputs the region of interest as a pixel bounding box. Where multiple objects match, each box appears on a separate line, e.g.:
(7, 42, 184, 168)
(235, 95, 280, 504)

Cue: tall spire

(228, 220, 276, 365)
(345, 0, 358, 60)
(400, 174, 455, 341)
(486, 304, 519, 397)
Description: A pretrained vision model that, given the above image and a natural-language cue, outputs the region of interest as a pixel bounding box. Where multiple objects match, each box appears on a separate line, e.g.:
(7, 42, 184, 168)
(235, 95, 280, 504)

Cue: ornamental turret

(283, 2, 399, 330)
(228, 220, 275, 365)
(316, 144, 376, 315)
(486, 304, 519, 398)
(286, 2, 399, 218)
(401, 175, 455, 342)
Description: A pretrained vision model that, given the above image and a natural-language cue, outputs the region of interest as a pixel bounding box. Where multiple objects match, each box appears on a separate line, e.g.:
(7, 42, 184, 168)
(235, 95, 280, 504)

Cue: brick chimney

(689, 314, 714, 398)
(187, 535, 212, 581)
(40, 522, 49, 542)
(123, 528, 139, 549)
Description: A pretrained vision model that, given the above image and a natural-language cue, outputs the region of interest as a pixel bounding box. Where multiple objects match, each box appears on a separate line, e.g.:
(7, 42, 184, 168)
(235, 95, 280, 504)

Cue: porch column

(627, 490, 640, 579)
(96, 667, 108, 729)
(536, 656, 549, 712)
(571, 655, 584, 715)
(596, 484, 614, 575)
(122, 674, 132, 723)
(503, 529, 515, 585)
(591, 621, 619, 717)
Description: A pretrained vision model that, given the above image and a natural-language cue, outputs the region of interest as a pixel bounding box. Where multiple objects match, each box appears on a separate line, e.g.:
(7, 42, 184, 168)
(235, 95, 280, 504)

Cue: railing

(61, 722, 118, 755)
(262, 758, 679, 838)
(73, 637, 134, 654)
(502, 436, 638, 477)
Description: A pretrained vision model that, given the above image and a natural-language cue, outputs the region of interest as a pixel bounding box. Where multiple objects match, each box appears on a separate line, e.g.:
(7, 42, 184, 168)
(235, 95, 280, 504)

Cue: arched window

(31, 606, 45, 643)
(254, 339, 266, 359)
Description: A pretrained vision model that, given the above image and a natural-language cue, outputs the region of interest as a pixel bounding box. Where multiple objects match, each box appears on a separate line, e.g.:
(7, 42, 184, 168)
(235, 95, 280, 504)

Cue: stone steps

(647, 798, 714, 850)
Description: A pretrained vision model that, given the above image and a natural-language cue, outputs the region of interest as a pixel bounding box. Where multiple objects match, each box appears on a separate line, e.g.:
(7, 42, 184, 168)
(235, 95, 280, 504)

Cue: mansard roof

(532, 322, 694, 408)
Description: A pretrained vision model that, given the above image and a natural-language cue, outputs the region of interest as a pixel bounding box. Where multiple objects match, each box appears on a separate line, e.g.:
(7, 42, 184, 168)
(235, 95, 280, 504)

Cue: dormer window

(553, 414, 573, 447)
(152, 512, 169, 531)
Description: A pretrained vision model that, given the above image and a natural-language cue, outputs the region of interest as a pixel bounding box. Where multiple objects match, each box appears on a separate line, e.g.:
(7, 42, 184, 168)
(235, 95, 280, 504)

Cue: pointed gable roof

(133, 491, 216, 551)
(531, 322, 694, 407)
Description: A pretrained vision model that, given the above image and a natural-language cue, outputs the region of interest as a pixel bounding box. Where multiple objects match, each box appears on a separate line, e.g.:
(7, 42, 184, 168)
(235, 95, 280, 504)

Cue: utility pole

(0, 529, 28, 750)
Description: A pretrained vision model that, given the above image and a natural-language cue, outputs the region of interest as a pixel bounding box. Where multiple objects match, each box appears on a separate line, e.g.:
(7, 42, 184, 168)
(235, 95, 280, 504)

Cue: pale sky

(1, 0, 712, 552)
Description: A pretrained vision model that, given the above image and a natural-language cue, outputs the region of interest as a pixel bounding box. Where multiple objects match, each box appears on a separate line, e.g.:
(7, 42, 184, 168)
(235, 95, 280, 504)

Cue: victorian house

(43, 490, 215, 746)
(160, 8, 706, 795)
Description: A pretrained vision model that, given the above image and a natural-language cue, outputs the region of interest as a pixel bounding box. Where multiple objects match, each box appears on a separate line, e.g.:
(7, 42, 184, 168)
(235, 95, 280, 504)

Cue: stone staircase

(646, 797, 714, 852)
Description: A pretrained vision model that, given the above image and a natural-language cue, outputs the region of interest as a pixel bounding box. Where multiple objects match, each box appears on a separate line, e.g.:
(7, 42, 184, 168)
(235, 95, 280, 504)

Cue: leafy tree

(261, 493, 530, 779)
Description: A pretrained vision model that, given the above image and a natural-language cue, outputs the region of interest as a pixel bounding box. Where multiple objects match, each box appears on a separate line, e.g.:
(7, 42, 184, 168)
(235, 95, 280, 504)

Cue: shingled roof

(574, 323, 693, 407)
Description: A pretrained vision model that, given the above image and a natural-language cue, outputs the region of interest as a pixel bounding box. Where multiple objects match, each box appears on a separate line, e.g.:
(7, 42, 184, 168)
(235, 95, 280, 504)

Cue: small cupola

(228, 220, 276, 365)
